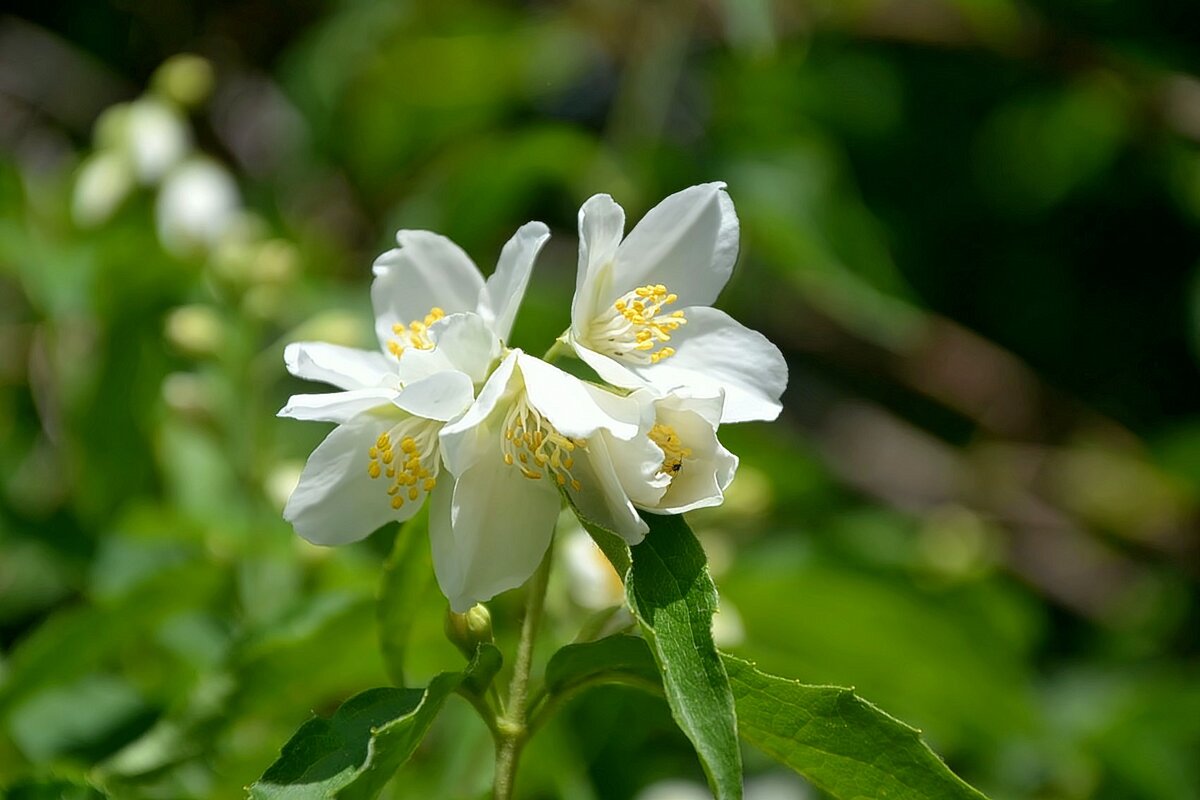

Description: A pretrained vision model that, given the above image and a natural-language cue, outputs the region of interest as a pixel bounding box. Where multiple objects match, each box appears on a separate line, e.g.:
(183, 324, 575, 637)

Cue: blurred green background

(1, 1, 1198, 798)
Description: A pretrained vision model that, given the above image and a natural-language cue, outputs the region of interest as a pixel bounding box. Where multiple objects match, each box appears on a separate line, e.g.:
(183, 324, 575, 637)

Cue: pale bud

(164, 304, 225, 357)
(444, 604, 494, 657)
(152, 54, 215, 109)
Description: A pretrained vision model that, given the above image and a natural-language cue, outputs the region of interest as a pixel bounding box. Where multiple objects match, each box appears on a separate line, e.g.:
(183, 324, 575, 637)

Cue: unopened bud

(444, 604, 493, 657)
(152, 54, 215, 109)
(164, 304, 224, 357)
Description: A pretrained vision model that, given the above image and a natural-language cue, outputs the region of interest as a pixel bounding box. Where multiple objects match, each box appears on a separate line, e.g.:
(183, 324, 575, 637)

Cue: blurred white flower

(436, 350, 654, 611)
(121, 98, 192, 184)
(72, 151, 135, 227)
(712, 600, 745, 648)
(155, 159, 240, 256)
(635, 780, 713, 800)
(567, 183, 788, 423)
(560, 525, 625, 609)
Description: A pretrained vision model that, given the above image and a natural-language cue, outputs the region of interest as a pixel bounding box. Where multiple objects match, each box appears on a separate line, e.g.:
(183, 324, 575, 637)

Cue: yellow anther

(595, 282, 687, 364)
(369, 419, 439, 513)
(648, 423, 691, 477)
(570, 479, 582, 491)
(500, 393, 586, 491)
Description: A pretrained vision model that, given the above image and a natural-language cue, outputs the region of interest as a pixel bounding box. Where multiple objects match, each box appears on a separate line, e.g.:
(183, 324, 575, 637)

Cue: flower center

(648, 423, 691, 478)
(588, 283, 686, 365)
(500, 394, 585, 491)
(387, 306, 445, 359)
(367, 418, 440, 509)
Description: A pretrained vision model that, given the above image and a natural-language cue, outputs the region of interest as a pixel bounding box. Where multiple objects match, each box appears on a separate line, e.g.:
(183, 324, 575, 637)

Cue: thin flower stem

(493, 538, 554, 800)
(541, 336, 572, 364)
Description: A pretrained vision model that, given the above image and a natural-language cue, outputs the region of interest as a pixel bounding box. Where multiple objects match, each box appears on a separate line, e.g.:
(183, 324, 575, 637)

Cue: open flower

(280, 313, 498, 545)
(596, 387, 738, 514)
(371, 221, 549, 359)
(434, 350, 659, 610)
(567, 183, 787, 423)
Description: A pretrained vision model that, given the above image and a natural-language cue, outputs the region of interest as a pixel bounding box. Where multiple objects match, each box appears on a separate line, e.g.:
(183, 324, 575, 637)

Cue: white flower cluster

(281, 184, 787, 610)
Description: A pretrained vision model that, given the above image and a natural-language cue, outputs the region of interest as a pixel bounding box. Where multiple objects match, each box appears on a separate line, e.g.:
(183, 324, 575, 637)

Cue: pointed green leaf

(723, 655, 990, 800)
(249, 644, 502, 800)
(376, 507, 433, 687)
(544, 635, 661, 696)
(627, 514, 742, 800)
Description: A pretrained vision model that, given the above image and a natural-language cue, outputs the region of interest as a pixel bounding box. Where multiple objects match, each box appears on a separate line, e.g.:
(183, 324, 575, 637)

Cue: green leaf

(723, 655, 990, 800)
(249, 644, 501, 800)
(544, 635, 661, 697)
(627, 514, 743, 800)
(569, 497, 631, 577)
(376, 507, 433, 687)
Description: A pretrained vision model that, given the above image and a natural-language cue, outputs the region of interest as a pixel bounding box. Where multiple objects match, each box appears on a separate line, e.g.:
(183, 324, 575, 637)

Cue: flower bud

(152, 54, 215, 109)
(444, 604, 493, 657)
(164, 304, 225, 357)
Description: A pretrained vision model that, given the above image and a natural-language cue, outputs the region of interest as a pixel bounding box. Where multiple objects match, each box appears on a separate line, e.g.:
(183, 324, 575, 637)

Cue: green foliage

(250, 645, 501, 800)
(376, 509, 434, 687)
(725, 655, 989, 800)
(626, 514, 743, 800)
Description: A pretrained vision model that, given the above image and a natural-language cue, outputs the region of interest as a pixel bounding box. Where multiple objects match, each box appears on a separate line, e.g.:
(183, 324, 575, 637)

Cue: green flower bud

(152, 54, 215, 109)
(444, 604, 493, 657)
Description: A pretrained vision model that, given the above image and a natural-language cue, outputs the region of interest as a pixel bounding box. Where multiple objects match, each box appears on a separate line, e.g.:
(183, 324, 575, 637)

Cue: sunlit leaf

(725, 655, 989, 800)
(627, 514, 743, 800)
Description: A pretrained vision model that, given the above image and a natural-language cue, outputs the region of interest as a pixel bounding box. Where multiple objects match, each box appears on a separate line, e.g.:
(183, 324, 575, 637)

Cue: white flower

(371, 221, 549, 356)
(567, 183, 788, 423)
(280, 313, 498, 545)
(155, 159, 241, 256)
(596, 387, 739, 515)
(72, 151, 135, 227)
(95, 98, 191, 184)
(435, 350, 659, 611)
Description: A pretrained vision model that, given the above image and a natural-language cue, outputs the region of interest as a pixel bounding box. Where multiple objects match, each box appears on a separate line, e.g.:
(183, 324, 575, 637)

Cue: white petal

(517, 353, 639, 441)
(439, 351, 519, 476)
(477, 221, 549, 341)
(570, 339, 646, 392)
(393, 370, 474, 422)
(655, 400, 738, 514)
(430, 455, 560, 611)
(571, 194, 625, 340)
(631, 306, 786, 423)
(610, 182, 738, 309)
(278, 389, 398, 423)
(569, 433, 650, 545)
(284, 342, 395, 391)
(284, 413, 418, 545)
(394, 313, 501, 387)
(371, 230, 484, 351)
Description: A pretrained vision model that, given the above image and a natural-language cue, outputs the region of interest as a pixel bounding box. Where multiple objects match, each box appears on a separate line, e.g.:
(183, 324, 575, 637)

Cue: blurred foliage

(0, 0, 1198, 798)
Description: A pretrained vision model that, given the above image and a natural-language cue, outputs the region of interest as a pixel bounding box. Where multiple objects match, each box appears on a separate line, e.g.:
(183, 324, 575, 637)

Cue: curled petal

(478, 221, 549, 342)
(284, 342, 394, 391)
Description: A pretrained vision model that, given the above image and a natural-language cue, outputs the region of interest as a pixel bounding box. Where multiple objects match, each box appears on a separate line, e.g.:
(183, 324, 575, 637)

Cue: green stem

(541, 336, 572, 364)
(493, 539, 554, 800)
